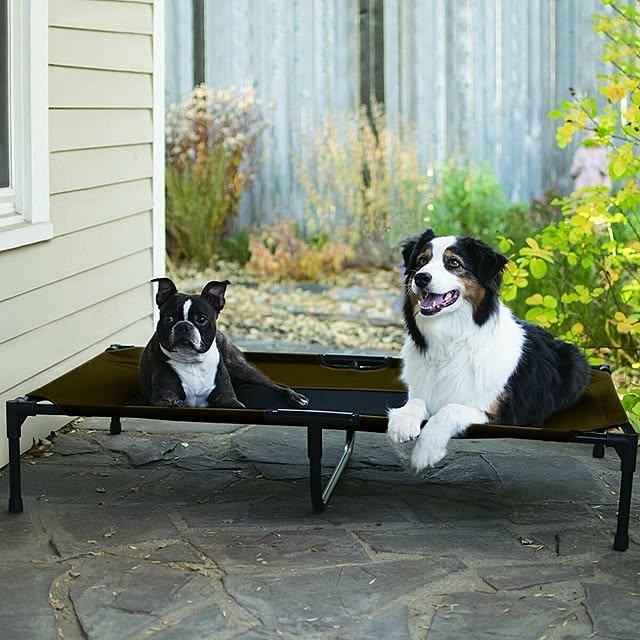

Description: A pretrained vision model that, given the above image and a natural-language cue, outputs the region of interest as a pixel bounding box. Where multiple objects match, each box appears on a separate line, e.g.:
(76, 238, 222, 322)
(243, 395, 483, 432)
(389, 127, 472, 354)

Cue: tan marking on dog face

(408, 287, 421, 309)
(414, 245, 433, 269)
(442, 249, 464, 272)
(443, 249, 486, 315)
(461, 276, 486, 314)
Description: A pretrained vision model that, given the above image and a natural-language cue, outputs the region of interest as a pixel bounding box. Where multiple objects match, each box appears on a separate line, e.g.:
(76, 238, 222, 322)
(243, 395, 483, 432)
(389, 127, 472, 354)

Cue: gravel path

(172, 261, 406, 354)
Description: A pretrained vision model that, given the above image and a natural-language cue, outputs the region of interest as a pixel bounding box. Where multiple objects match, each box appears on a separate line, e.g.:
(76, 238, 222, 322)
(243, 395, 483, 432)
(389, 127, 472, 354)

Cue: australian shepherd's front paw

(410, 432, 448, 470)
(410, 411, 452, 470)
(387, 399, 427, 443)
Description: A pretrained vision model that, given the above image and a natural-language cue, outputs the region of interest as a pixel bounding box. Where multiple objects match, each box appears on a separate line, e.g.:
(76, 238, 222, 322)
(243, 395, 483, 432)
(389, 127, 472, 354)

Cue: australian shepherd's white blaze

(387, 228, 590, 471)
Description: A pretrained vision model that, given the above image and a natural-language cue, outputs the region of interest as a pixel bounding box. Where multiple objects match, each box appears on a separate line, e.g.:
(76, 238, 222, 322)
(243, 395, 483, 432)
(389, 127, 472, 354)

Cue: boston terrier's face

(152, 277, 229, 359)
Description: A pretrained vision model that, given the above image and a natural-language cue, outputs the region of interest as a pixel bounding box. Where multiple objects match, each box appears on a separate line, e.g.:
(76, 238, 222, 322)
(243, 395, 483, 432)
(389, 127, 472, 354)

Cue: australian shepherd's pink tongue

(419, 290, 458, 315)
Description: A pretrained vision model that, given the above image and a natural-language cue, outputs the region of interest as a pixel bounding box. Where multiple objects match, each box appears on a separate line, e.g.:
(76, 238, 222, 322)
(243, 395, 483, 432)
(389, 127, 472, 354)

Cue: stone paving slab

(425, 591, 575, 640)
(68, 555, 224, 639)
(338, 606, 410, 640)
(0, 562, 64, 640)
(477, 563, 594, 590)
(355, 525, 548, 561)
(186, 526, 372, 572)
(37, 502, 181, 559)
(223, 558, 466, 636)
(0, 418, 638, 640)
(585, 582, 640, 640)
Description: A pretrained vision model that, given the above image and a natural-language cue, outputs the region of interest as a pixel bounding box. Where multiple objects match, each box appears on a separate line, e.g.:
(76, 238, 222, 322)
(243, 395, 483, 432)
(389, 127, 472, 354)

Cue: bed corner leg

(593, 443, 605, 458)
(6, 399, 30, 514)
(307, 426, 324, 513)
(610, 428, 638, 552)
(109, 417, 122, 435)
(307, 427, 356, 514)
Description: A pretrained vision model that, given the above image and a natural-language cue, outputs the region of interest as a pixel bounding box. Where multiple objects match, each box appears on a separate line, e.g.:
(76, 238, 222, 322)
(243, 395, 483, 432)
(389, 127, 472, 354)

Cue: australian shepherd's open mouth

(418, 289, 459, 315)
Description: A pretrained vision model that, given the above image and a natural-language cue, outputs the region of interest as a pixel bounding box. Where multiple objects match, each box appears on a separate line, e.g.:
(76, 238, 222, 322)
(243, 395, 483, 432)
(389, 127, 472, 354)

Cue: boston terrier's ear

(151, 278, 178, 309)
(201, 280, 231, 313)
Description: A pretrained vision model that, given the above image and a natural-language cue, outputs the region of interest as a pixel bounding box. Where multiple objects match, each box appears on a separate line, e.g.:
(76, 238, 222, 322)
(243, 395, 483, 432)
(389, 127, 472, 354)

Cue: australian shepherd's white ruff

(387, 228, 591, 471)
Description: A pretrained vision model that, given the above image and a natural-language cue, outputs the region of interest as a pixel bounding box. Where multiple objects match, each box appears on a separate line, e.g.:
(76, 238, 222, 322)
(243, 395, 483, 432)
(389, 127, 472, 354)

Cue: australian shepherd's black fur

(387, 228, 591, 471)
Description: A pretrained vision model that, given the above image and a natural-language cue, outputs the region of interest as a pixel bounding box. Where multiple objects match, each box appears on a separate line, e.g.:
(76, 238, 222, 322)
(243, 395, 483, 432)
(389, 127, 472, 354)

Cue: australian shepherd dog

(387, 228, 591, 471)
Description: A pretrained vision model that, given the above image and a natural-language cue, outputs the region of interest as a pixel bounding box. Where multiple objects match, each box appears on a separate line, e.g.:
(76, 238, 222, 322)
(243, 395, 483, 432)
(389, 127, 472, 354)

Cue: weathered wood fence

(166, 0, 610, 225)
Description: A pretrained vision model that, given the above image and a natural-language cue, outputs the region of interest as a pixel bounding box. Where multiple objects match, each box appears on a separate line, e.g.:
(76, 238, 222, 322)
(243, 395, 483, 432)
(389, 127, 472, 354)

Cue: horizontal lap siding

(0, 0, 158, 465)
(49, 67, 153, 108)
(49, 0, 153, 34)
(50, 109, 153, 151)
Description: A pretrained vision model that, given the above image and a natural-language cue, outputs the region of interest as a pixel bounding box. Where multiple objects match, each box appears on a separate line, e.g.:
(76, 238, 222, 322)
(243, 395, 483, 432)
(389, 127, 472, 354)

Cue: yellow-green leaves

(611, 142, 635, 179)
(524, 293, 558, 327)
(600, 78, 636, 105)
(612, 312, 640, 335)
(518, 238, 554, 280)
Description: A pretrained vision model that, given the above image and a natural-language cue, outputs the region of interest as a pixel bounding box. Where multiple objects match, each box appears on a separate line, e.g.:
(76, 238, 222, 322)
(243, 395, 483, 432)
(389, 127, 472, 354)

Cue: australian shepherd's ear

(402, 228, 436, 271)
(457, 237, 508, 291)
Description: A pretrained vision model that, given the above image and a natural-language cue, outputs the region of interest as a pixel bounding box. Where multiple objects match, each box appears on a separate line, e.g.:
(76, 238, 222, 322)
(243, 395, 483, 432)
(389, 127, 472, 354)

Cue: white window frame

(0, 0, 51, 252)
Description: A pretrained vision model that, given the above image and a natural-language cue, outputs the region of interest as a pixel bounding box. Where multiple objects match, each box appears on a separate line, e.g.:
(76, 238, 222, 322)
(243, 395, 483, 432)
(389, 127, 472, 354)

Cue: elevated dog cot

(6, 345, 637, 551)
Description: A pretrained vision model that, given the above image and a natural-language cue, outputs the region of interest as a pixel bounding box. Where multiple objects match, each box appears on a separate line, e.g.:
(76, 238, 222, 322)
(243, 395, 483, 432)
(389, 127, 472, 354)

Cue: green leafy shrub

(501, 0, 639, 428)
(165, 84, 268, 267)
(423, 161, 556, 249)
(427, 160, 508, 236)
(219, 227, 252, 264)
(295, 101, 432, 267)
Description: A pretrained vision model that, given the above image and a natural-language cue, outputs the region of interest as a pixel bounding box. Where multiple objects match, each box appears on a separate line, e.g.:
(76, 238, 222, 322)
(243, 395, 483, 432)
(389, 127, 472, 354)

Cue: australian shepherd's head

(402, 228, 509, 351)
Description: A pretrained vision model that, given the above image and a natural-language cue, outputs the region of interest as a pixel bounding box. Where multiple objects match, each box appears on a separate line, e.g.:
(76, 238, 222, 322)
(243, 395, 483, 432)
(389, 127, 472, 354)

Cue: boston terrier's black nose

(174, 321, 191, 336)
(414, 272, 432, 289)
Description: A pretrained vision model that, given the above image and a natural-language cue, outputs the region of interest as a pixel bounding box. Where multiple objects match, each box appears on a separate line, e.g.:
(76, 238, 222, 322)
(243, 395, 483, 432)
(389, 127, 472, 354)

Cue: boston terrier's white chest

(165, 342, 221, 407)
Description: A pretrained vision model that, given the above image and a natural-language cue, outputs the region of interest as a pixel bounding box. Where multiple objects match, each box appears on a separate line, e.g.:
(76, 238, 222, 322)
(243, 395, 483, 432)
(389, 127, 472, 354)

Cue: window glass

(0, 0, 9, 189)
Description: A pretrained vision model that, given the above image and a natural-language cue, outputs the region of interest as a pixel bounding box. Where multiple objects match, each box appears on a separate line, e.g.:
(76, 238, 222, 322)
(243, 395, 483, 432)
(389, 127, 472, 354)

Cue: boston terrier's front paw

(217, 398, 246, 409)
(286, 389, 309, 408)
(156, 397, 185, 408)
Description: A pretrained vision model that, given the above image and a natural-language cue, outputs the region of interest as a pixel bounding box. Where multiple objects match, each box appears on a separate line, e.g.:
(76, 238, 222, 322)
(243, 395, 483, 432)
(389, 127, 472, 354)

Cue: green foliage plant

(165, 84, 268, 267)
(295, 101, 433, 267)
(422, 160, 555, 250)
(501, 0, 639, 427)
(427, 160, 507, 236)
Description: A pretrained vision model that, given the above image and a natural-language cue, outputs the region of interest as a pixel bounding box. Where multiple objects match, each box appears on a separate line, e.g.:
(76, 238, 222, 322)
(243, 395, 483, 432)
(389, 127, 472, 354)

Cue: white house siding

(0, 0, 164, 467)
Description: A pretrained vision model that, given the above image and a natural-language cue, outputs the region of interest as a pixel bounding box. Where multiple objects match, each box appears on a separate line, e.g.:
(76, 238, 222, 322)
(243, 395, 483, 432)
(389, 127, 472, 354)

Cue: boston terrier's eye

(194, 314, 208, 326)
(162, 315, 174, 325)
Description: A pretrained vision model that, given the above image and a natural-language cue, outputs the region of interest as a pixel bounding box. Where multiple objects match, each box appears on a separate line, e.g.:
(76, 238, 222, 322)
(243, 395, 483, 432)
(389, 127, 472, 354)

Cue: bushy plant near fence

(418, 161, 559, 250)
(295, 102, 432, 267)
(501, 0, 639, 428)
(165, 84, 268, 267)
(247, 220, 354, 280)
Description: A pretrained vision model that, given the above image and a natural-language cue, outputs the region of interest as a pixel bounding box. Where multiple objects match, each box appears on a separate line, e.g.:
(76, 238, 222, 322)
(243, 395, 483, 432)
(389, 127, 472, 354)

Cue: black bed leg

(612, 434, 637, 552)
(307, 426, 324, 513)
(593, 443, 605, 459)
(109, 417, 122, 435)
(6, 401, 28, 513)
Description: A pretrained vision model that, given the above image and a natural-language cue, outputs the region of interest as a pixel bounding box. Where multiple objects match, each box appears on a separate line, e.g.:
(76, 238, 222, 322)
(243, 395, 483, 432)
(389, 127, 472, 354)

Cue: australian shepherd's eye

(416, 254, 429, 267)
(447, 257, 461, 269)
